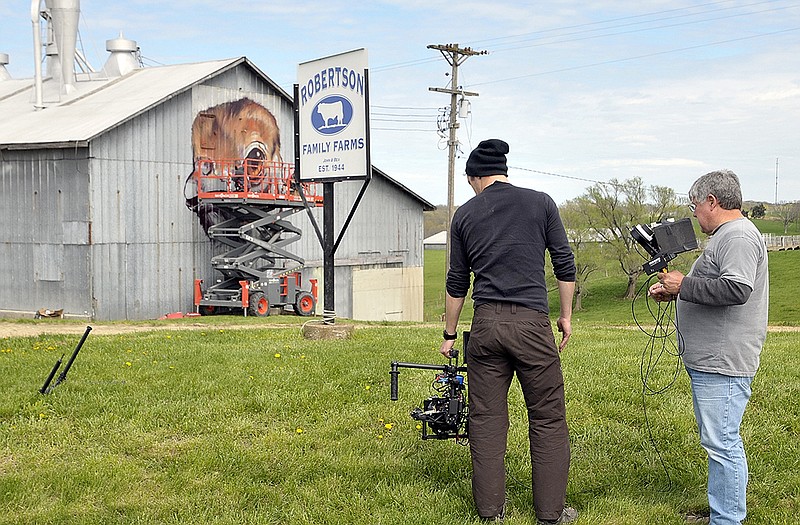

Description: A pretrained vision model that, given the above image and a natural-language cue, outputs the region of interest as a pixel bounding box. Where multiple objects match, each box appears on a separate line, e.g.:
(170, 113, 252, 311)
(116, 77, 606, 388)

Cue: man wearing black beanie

(440, 139, 578, 524)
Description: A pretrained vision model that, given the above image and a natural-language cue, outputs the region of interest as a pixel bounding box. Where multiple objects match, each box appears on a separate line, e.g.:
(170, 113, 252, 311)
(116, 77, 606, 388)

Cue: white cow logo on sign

(311, 95, 352, 136)
(316, 101, 344, 128)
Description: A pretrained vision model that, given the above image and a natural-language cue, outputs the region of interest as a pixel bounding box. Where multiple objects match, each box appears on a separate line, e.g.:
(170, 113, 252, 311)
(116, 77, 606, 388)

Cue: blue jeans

(686, 367, 753, 525)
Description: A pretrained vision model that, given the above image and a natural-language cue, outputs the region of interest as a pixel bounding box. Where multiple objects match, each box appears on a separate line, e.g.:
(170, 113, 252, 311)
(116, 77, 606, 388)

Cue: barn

(0, 29, 433, 321)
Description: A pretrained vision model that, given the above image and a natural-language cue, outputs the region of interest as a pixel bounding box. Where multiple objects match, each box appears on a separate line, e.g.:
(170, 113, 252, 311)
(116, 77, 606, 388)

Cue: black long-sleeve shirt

(446, 182, 576, 314)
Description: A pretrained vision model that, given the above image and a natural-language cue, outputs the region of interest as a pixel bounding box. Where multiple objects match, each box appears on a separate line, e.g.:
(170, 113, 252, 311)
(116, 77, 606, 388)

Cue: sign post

(295, 49, 371, 325)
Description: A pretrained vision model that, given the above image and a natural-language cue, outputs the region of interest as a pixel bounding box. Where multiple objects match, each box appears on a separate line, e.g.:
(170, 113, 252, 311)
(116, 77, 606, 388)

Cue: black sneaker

(538, 506, 578, 524)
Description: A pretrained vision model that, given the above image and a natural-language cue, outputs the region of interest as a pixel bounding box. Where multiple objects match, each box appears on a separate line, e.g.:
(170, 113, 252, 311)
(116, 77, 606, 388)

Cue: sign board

(296, 49, 370, 182)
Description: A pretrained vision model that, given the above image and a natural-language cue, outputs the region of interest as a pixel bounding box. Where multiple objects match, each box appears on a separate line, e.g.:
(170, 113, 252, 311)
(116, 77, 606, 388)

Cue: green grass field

(425, 248, 800, 325)
(750, 218, 800, 235)
(1, 249, 798, 524)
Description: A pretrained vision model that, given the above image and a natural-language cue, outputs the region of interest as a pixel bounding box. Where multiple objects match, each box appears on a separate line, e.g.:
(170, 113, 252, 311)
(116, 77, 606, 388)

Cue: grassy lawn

(425, 248, 800, 325)
(751, 218, 800, 235)
(1, 248, 797, 524)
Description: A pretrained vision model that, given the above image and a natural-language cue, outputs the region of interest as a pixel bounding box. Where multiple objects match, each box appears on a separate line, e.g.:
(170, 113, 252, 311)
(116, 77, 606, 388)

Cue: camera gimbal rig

(390, 341, 468, 442)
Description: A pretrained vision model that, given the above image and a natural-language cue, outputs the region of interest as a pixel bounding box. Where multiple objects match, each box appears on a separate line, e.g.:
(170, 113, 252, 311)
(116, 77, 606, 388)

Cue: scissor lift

(192, 157, 323, 316)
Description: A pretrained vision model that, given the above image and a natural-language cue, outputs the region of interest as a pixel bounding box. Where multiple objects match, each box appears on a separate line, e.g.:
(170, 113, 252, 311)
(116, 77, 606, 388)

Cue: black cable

(632, 274, 686, 489)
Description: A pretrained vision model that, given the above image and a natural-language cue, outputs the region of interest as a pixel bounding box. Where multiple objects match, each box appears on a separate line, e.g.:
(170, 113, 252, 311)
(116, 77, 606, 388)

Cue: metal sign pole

(323, 182, 335, 324)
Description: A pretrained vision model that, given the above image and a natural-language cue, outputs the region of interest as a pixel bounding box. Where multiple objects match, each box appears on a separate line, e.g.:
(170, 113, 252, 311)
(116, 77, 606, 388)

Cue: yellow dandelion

(125, 361, 132, 367)
(365, 385, 371, 390)
(378, 434, 384, 439)
(39, 413, 46, 419)
(296, 427, 304, 434)
(219, 329, 224, 333)
(384, 423, 393, 430)
(274, 353, 281, 358)
(416, 423, 422, 430)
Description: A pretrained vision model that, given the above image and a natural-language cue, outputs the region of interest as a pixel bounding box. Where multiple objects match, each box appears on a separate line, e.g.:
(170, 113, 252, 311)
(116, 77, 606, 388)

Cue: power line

(468, 26, 800, 87)
(369, 1, 792, 74)
(372, 128, 435, 133)
(509, 165, 611, 186)
(486, 3, 798, 54)
(471, 0, 787, 51)
(508, 165, 691, 197)
(370, 118, 435, 123)
(371, 104, 439, 111)
(465, 0, 753, 47)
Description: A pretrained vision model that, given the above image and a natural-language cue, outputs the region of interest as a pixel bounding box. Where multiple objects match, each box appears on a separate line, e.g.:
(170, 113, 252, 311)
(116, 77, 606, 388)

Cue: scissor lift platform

(192, 158, 322, 316)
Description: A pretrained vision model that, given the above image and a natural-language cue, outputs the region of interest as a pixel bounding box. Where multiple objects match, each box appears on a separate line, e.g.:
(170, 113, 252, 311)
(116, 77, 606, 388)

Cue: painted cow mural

(184, 98, 283, 234)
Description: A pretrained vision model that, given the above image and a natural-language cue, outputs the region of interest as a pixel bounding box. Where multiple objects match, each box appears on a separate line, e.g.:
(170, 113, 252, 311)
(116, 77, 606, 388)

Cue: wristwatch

(442, 329, 457, 341)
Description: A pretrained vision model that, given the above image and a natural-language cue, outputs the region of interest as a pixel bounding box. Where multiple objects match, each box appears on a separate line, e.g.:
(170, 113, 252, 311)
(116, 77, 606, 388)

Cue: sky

(1, 0, 799, 207)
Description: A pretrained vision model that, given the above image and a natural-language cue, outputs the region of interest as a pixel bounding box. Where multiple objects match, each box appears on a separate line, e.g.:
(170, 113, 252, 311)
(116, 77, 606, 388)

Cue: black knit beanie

(465, 139, 509, 178)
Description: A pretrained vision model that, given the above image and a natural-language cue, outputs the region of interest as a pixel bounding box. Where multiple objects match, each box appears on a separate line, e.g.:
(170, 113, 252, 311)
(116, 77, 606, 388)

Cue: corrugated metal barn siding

(90, 91, 196, 320)
(292, 176, 425, 268)
(288, 176, 425, 319)
(0, 148, 91, 315)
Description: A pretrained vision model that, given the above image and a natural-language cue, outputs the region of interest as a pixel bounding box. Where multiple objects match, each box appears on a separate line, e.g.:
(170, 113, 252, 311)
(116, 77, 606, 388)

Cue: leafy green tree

(571, 177, 683, 299)
(751, 203, 766, 219)
(559, 199, 602, 311)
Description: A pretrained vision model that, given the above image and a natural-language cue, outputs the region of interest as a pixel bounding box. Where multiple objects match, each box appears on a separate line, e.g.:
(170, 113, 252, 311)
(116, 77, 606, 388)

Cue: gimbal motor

(390, 343, 469, 442)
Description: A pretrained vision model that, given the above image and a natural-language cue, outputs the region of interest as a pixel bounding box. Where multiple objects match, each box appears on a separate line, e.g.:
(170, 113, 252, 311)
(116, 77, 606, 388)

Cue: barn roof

(0, 56, 435, 211)
(0, 57, 285, 149)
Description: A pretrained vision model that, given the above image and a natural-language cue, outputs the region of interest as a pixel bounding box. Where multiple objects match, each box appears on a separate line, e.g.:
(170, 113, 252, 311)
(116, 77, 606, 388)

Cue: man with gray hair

(649, 170, 769, 525)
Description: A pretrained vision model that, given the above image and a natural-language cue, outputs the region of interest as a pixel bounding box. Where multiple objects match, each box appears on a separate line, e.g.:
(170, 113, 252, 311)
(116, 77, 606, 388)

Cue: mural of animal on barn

(183, 98, 284, 234)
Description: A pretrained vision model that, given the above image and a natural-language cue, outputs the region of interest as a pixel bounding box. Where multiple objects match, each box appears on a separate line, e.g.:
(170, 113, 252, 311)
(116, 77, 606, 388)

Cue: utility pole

(428, 43, 487, 274)
(775, 157, 779, 204)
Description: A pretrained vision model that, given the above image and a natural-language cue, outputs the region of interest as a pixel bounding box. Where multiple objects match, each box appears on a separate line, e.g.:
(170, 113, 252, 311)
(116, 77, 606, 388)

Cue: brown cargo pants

(466, 302, 570, 521)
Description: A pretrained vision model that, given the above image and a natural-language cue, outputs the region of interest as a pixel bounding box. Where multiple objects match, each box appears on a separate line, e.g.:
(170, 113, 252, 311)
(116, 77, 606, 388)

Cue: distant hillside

(424, 206, 449, 237)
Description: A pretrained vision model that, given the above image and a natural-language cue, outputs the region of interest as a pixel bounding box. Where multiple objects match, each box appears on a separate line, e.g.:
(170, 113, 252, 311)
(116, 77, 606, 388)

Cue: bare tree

(774, 201, 800, 234)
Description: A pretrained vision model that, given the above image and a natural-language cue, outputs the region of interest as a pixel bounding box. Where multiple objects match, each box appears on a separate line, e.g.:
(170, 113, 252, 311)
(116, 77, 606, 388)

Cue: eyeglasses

(688, 194, 714, 213)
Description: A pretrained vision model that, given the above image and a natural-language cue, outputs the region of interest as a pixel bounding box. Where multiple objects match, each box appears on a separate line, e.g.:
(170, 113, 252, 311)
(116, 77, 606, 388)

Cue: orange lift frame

(192, 158, 323, 317)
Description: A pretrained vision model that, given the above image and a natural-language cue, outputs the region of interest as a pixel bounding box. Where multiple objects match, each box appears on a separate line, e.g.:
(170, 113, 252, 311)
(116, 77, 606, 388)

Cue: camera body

(390, 345, 469, 442)
(630, 218, 698, 274)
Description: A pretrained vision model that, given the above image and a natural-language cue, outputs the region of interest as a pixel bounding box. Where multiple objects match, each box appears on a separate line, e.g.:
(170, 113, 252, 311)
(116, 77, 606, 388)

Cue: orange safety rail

(193, 158, 323, 205)
(193, 279, 203, 306)
(239, 280, 249, 309)
(309, 279, 318, 301)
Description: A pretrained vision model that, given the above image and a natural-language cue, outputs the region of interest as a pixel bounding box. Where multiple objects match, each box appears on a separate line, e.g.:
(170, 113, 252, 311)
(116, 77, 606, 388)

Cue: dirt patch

(0, 322, 280, 339)
(1, 321, 796, 339)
